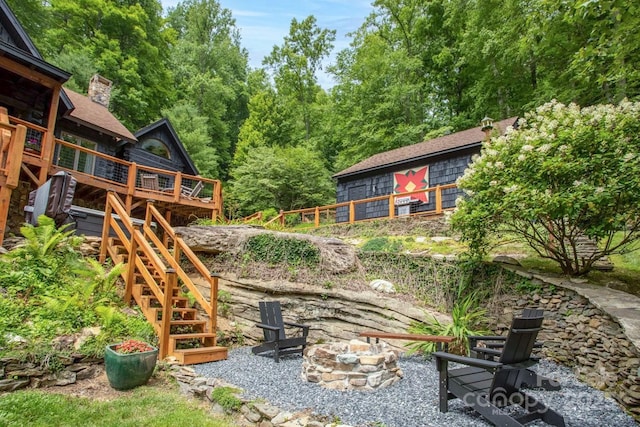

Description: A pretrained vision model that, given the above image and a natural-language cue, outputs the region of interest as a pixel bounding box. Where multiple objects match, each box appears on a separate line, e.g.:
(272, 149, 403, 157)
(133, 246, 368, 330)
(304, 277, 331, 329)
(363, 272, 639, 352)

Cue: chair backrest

(258, 301, 287, 341)
(498, 314, 543, 365)
(183, 180, 203, 198)
(141, 174, 159, 191)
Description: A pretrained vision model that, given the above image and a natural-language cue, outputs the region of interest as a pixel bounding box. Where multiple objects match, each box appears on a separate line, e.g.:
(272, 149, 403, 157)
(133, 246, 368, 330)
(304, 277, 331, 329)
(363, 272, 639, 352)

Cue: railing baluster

(160, 269, 176, 360)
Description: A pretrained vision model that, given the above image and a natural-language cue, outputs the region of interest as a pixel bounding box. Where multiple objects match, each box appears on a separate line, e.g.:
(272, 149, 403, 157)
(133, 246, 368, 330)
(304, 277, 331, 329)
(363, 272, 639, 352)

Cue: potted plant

(104, 339, 158, 390)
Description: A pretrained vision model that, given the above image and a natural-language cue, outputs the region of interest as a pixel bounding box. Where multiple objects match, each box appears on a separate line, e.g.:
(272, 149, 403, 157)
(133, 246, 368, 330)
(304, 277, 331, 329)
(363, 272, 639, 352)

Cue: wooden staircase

(99, 192, 227, 365)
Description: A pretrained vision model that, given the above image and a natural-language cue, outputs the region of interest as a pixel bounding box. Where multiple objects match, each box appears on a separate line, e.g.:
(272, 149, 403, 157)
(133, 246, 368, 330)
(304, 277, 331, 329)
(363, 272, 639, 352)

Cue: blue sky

(159, 0, 374, 88)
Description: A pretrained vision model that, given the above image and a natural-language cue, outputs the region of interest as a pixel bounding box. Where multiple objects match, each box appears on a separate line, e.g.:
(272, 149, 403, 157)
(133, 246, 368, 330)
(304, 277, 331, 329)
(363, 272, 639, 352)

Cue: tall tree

(167, 0, 249, 178)
(263, 16, 335, 141)
(35, 0, 173, 129)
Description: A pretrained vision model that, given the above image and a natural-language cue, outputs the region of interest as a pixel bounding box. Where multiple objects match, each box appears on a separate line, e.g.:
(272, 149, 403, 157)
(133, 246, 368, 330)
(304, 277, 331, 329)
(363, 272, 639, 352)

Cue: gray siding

(335, 149, 477, 222)
(0, 23, 16, 46)
(127, 128, 192, 174)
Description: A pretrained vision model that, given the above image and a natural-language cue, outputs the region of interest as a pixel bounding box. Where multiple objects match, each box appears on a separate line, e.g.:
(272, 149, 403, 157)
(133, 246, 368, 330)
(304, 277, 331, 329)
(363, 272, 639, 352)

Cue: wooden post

(210, 273, 219, 343)
(279, 209, 284, 227)
(435, 185, 442, 214)
(388, 194, 395, 220)
(99, 193, 114, 263)
(126, 162, 137, 214)
(38, 86, 60, 184)
(163, 210, 172, 248)
(124, 225, 140, 305)
(160, 268, 177, 359)
(0, 187, 11, 248)
(349, 201, 355, 224)
(173, 232, 182, 264)
(314, 207, 320, 228)
(145, 199, 155, 229)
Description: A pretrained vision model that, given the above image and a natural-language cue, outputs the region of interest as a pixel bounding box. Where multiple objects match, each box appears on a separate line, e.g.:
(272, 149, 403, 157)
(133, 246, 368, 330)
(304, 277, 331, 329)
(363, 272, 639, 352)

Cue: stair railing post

(314, 207, 320, 228)
(174, 232, 183, 265)
(160, 268, 177, 360)
(99, 192, 114, 263)
(210, 273, 219, 343)
(279, 210, 284, 227)
(124, 223, 140, 305)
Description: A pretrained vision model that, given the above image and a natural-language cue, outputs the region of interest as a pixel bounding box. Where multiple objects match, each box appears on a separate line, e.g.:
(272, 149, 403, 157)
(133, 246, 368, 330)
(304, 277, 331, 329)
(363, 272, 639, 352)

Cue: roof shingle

(333, 117, 518, 178)
(63, 88, 136, 142)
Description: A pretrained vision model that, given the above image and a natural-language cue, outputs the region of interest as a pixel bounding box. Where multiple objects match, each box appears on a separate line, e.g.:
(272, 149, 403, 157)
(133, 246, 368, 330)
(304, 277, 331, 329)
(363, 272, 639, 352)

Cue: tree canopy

(5, 0, 640, 217)
(451, 100, 640, 275)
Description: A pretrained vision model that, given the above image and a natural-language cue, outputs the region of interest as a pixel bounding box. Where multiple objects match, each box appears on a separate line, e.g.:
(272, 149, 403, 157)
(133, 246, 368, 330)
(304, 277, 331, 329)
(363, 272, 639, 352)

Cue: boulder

(174, 225, 358, 274)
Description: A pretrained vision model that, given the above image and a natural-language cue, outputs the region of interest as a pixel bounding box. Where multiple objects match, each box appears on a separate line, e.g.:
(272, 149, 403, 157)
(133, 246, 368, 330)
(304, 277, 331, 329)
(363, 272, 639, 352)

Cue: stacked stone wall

(488, 276, 639, 419)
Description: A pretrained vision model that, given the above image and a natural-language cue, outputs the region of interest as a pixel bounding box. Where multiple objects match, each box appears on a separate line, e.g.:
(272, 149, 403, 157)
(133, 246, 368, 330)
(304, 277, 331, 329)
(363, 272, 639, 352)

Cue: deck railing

(8, 114, 223, 216)
(265, 183, 458, 228)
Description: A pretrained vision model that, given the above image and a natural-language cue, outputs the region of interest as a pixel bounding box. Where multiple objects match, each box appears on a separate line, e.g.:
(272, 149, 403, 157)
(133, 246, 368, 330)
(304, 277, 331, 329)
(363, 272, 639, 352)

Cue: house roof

(333, 117, 519, 179)
(63, 88, 137, 143)
(135, 118, 199, 176)
(0, 0, 70, 84)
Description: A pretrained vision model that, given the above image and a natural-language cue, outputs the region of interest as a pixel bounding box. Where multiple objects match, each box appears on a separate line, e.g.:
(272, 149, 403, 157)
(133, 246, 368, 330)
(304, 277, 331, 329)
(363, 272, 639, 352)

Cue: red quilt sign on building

(393, 166, 429, 203)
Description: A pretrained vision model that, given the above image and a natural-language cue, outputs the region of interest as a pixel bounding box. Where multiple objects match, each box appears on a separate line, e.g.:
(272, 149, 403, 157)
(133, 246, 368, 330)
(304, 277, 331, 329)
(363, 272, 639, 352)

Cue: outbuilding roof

(63, 88, 137, 143)
(333, 117, 518, 179)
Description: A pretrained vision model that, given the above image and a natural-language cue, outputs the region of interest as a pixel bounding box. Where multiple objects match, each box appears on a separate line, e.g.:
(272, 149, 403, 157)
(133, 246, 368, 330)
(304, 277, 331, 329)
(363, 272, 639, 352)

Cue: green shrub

(210, 386, 243, 412)
(407, 291, 489, 355)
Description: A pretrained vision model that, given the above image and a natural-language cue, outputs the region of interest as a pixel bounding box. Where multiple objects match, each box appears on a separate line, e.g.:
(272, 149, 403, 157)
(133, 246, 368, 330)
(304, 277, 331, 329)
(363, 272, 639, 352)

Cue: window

(140, 138, 171, 159)
(58, 132, 97, 174)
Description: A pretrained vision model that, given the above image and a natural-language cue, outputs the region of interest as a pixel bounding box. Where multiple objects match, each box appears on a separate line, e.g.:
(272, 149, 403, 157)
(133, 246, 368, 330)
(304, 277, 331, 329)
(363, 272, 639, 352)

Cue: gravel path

(195, 347, 637, 427)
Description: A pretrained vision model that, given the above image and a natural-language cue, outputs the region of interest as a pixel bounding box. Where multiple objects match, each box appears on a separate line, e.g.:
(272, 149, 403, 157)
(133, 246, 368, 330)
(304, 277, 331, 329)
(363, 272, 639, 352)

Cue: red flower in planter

(114, 339, 154, 354)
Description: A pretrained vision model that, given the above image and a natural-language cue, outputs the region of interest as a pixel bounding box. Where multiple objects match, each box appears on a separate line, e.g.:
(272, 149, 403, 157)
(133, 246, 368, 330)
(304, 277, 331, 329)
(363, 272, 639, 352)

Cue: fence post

(388, 194, 395, 220)
(160, 268, 176, 359)
(435, 185, 442, 214)
(349, 201, 355, 224)
(279, 209, 285, 227)
(314, 207, 320, 228)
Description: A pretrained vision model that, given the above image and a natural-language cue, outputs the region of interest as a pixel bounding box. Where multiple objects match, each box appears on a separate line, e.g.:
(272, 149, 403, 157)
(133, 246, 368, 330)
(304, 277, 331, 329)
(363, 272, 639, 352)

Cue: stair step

(151, 307, 197, 320)
(169, 332, 216, 340)
(170, 346, 228, 365)
(170, 319, 207, 326)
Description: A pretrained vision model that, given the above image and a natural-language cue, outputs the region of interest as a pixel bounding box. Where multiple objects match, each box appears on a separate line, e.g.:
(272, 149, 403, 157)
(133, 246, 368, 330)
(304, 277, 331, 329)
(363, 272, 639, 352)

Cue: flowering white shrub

(451, 100, 640, 275)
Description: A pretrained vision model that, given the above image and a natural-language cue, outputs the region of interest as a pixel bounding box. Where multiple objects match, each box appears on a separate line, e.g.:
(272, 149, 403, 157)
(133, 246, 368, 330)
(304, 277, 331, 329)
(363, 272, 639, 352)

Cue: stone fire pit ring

(301, 339, 403, 391)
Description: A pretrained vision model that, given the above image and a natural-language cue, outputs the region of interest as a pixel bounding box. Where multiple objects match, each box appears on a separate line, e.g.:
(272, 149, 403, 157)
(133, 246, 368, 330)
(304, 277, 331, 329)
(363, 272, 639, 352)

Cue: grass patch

(0, 387, 233, 427)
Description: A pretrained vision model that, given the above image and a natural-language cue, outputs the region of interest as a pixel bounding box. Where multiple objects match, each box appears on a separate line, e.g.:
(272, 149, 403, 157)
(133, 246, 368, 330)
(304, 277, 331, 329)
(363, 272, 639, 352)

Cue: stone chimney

(88, 74, 113, 108)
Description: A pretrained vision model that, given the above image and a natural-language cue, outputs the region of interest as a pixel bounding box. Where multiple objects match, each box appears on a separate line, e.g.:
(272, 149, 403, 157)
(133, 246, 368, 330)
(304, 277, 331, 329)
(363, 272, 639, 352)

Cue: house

(0, 0, 228, 365)
(0, 0, 222, 243)
(332, 117, 518, 222)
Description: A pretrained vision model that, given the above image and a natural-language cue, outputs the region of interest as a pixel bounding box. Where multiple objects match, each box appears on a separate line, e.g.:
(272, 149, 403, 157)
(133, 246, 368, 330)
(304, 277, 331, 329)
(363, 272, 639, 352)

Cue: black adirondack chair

(433, 313, 566, 427)
(468, 309, 560, 391)
(251, 301, 310, 363)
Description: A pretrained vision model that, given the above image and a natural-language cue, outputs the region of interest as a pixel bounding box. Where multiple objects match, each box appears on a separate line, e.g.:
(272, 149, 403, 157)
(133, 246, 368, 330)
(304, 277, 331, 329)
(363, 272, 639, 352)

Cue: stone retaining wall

(488, 276, 640, 419)
(0, 355, 101, 392)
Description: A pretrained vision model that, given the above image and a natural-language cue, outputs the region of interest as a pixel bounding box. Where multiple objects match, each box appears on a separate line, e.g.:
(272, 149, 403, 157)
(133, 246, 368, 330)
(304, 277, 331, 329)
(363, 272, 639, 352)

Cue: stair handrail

(100, 192, 177, 357)
(100, 192, 168, 312)
(144, 202, 218, 336)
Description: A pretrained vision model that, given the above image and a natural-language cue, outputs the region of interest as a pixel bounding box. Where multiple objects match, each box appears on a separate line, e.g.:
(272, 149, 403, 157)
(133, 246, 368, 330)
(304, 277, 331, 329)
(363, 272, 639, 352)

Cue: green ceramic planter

(104, 343, 158, 390)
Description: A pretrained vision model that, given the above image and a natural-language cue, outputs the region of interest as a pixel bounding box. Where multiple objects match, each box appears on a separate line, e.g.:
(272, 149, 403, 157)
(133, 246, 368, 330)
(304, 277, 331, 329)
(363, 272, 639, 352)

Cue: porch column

(38, 85, 61, 184)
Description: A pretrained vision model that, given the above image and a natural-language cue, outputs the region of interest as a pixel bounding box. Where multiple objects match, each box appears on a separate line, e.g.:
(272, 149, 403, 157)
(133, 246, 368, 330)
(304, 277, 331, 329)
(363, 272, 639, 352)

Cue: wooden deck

(12, 115, 223, 224)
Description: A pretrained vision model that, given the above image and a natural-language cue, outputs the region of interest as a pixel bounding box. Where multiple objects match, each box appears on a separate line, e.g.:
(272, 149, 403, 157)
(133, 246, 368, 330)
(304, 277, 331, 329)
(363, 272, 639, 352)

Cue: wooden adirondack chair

(433, 313, 566, 427)
(468, 308, 560, 391)
(251, 301, 310, 363)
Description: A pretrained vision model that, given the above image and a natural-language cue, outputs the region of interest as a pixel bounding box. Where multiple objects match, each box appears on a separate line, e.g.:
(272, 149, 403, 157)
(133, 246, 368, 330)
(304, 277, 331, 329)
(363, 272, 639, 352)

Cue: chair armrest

(472, 347, 502, 357)
(255, 323, 280, 332)
(468, 335, 506, 341)
(283, 321, 309, 330)
(433, 351, 503, 371)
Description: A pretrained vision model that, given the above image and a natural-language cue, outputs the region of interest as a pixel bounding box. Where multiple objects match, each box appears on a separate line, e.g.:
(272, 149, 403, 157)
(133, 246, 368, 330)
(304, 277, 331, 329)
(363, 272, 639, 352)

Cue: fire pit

(301, 339, 403, 391)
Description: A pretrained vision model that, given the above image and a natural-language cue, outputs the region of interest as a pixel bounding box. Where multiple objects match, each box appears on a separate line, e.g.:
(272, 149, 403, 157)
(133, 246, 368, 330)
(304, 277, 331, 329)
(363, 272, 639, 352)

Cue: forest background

(7, 0, 640, 217)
